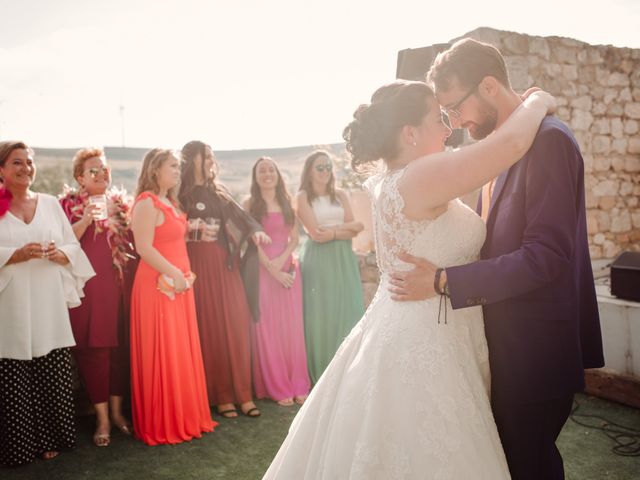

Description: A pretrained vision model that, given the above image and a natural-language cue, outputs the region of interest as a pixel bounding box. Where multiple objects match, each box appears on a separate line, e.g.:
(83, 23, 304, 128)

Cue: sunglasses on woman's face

(85, 166, 111, 179)
(314, 164, 332, 173)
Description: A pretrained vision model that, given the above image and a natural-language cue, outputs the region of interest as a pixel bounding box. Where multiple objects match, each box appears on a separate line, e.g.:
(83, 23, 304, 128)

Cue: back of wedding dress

(365, 167, 486, 277)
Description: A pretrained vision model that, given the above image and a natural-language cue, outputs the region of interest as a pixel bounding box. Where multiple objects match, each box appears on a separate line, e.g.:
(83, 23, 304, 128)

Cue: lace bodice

(364, 168, 486, 274)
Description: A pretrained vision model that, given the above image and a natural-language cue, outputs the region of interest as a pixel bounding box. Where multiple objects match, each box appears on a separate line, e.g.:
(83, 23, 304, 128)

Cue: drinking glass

(188, 218, 202, 241)
(89, 194, 108, 221)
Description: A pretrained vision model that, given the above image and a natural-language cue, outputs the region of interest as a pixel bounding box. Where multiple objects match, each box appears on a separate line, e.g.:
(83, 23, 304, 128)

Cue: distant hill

(33, 143, 348, 197)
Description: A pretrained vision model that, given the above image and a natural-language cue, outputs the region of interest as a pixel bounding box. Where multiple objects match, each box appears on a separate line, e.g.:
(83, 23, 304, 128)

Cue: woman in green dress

(296, 150, 365, 383)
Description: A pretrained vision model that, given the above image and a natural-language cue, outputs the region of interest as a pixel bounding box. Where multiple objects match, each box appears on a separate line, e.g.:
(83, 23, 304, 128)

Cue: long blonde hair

(135, 148, 180, 206)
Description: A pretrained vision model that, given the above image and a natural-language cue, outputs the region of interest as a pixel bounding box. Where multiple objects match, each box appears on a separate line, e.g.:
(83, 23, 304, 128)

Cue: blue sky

(0, 0, 639, 149)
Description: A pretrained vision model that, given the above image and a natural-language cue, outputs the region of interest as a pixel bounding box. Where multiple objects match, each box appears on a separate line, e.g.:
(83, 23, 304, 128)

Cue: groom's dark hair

(427, 38, 511, 92)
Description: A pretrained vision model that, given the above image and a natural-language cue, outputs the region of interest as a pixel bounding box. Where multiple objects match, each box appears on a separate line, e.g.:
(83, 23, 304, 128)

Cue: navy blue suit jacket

(446, 116, 604, 405)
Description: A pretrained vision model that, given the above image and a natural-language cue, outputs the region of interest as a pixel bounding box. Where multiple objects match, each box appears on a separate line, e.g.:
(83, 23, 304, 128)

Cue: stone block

(604, 88, 618, 104)
(592, 135, 611, 155)
(631, 68, 640, 88)
(611, 156, 625, 171)
(620, 59, 635, 74)
(628, 137, 640, 154)
(591, 117, 610, 135)
(627, 197, 638, 208)
(625, 103, 640, 120)
(624, 120, 639, 135)
(618, 87, 633, 102)
(593, 232, 605, 245)
(562, 64, 578, 81)
(624, 156, 640, 172)
(553, 45, 576, 64)
(593, 102, 607, 115)
(504, 34, 529, 55)
(587, 210, 599, 234)
(570, 95, 592, 110)
(603, 240, 621, 258)
(586, 191, 598, 208)
(632, 212, 640, 229)
(610, 118, 624, 139)
(599, 196, 616, 210)
(607, 103, 624, 117)
(593, 179, 619, 196)
(612, 138, 628, 155)
(589, 244, 602, 259)
(611, 210, 632, 232)
(529, 37, 550, 59)
(607, 103, 624, 116)
(593, 155, 611, 171)
(571, 109, 593, 131)
(608, 72, 630, 87)
(597, 211, 611, 230)
(633, 88, 640, 102)
(620, 181, 634, 196)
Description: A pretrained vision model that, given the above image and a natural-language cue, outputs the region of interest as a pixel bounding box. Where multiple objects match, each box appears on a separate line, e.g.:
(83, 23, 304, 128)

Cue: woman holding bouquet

(129, 148, 216, 445)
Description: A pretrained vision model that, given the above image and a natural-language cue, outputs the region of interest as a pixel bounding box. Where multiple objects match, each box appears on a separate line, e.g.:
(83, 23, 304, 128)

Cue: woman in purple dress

(60, 148, 136, 447)
(245, 157, 310, 406)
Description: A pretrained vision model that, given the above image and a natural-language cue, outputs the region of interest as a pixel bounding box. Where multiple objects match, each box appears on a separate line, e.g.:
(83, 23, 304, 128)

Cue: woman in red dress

(178, 140, 269, 418)
(60, 147, 135, 447)
(130, 148, 216, 445)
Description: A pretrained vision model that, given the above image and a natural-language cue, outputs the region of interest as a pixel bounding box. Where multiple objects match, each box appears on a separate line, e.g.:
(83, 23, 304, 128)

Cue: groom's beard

(469, 99, 498, 140)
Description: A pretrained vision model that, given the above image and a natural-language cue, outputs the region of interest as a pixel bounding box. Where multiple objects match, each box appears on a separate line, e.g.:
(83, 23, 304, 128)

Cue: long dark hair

(298, 149, 338, 205)
(248, 157, 295, 226)
(178, 140, 231, 207)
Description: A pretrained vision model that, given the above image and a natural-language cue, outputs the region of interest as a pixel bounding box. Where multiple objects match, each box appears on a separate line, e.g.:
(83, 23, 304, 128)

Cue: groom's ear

(478, 76, 501, 99)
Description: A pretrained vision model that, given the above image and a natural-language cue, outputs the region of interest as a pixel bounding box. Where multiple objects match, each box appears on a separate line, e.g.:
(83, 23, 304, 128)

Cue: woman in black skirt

(0, 141, 95, 466)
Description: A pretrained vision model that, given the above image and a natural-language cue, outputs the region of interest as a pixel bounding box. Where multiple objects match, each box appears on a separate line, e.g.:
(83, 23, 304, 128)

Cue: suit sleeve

(446, 127, 580, 309)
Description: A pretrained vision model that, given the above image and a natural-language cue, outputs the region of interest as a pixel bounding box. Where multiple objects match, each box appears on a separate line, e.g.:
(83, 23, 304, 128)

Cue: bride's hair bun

(342, 81, 434, 172)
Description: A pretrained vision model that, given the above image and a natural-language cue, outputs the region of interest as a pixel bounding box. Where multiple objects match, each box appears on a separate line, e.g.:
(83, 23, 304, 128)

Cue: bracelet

(434, 268, 444, 295)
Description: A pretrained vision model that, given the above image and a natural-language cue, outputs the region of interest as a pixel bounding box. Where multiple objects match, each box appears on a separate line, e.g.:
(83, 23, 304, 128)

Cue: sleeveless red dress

(130, 192, 216, 445)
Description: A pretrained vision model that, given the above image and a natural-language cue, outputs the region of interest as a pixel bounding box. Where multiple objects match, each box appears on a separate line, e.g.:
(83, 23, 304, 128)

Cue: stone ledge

(585, 368, 640, 408)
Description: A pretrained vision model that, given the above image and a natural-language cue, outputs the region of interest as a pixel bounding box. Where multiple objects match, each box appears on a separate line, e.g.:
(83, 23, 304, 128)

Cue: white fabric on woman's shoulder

(0, 193, 95, 360)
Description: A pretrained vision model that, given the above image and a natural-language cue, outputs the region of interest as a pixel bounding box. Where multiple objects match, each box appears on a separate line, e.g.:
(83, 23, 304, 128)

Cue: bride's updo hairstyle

(342, 80, 434, 171)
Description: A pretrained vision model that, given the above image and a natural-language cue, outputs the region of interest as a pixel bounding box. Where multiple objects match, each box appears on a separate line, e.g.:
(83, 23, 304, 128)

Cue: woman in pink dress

(245, 157, 310, 406)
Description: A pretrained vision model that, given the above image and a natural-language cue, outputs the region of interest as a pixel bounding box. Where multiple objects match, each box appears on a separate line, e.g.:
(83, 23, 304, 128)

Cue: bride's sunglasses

(314, 164, 332, 173)
(85, 165, 111, 179)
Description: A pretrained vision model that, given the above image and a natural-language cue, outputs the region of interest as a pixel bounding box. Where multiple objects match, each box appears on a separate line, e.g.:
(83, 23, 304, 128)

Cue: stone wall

(452, 28, 640, 259)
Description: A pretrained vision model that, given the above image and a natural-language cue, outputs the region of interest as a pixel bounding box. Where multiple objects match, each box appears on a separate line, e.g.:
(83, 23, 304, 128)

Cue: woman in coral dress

(245, 157, 310, 406)
(129, 148, 216, 445)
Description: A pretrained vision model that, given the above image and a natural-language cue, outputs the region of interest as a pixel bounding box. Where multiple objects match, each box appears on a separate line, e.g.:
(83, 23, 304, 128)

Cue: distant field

(33, 143, 348, 197)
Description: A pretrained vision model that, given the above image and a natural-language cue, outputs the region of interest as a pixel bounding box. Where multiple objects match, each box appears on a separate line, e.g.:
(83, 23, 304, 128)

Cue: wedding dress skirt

(263, 169, 510, 479)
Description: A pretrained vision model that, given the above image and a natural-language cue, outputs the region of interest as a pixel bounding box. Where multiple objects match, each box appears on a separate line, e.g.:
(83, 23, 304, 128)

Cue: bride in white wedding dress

(263, 81, 555, 480)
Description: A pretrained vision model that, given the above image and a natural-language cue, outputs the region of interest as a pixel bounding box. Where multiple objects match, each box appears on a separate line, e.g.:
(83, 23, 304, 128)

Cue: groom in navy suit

(390, 38, 604, 480)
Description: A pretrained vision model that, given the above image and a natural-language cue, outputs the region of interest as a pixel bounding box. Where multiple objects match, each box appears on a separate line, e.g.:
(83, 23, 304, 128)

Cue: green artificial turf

(3, 394, 638, 479)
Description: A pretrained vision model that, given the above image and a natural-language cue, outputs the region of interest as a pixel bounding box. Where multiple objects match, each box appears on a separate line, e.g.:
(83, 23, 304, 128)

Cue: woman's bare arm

(400, 91, 555, 214)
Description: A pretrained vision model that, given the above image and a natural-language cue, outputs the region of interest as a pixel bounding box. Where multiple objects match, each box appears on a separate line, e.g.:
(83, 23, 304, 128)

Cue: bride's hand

(523, 89, 557, 115)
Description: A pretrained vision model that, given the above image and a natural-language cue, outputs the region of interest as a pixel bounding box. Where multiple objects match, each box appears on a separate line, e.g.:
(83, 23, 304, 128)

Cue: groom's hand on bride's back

(389, 252, 438, 301)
